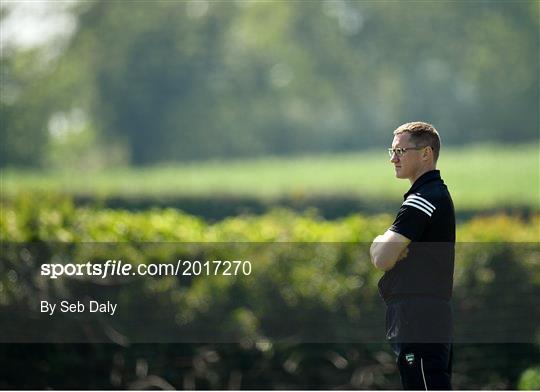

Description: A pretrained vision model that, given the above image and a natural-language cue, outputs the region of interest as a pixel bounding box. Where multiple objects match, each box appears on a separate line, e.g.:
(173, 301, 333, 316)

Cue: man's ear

(422, 146, 432, 161)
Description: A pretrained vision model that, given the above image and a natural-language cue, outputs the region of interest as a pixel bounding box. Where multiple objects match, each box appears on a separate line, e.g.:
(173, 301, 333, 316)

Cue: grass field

(2, 143, 538, 210)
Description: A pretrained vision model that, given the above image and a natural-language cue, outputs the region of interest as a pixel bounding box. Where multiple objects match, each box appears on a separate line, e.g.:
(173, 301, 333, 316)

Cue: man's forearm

(370, 239, 396, 271)
(370, 230, 411, 271)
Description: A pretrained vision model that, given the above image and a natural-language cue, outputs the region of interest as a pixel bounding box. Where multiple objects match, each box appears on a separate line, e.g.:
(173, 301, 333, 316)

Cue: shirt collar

(404, 170, 441, 199)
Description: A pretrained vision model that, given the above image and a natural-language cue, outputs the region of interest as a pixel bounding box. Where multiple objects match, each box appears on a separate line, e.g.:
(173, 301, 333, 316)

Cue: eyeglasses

(387, 146, 426, 158)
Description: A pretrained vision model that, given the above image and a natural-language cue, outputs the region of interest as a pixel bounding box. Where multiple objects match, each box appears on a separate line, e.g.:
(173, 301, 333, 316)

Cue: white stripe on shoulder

(407, 194, 436, 211)
(402, 200, 433, 217)
(405, 198, 435, 214)
(404, 199, 434, 214)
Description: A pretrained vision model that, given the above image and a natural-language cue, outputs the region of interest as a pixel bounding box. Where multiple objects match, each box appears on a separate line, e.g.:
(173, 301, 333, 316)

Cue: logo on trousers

(405, 353, 415, 365)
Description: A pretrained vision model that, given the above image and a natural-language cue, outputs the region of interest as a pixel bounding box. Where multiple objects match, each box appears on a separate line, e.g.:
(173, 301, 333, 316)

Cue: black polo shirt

(378, 170, 455, 302)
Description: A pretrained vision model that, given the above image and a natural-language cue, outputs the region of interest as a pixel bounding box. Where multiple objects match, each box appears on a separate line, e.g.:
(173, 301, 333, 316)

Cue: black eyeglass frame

(387, 146, 428, 157)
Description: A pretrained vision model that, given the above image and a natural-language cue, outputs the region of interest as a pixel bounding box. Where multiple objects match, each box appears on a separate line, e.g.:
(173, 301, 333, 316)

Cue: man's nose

(390, 153, 399, 163)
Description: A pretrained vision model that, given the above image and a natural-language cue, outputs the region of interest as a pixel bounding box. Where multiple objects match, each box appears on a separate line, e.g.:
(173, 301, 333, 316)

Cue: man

(370, 122, 455, 390)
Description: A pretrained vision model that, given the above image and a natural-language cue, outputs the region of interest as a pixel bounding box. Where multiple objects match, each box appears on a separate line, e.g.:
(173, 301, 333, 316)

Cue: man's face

(390, 132, 423, 180)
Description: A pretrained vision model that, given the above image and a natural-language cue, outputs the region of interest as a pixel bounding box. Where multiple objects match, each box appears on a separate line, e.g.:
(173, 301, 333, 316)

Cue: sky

(1, 1, 78, 52)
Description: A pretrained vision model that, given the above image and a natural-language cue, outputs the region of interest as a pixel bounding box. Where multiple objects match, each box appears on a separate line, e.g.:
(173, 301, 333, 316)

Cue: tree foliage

(1, 1, 538, 167)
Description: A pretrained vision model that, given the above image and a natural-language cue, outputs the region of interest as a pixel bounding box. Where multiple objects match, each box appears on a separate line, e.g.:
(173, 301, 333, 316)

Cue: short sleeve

(389, 194, 437, 241)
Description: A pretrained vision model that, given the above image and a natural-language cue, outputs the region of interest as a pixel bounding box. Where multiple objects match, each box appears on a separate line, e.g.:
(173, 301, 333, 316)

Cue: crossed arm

(370, 230, 411, 271)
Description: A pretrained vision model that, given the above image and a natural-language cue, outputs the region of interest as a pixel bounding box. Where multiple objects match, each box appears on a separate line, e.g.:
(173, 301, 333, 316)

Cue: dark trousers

(386, 297, 453, 390)
(392, 342, 453, 390)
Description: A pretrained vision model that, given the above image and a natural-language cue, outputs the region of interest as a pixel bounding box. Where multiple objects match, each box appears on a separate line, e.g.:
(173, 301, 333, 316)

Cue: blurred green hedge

(2, 192, 538, 242)
(1, 193, 539, 389)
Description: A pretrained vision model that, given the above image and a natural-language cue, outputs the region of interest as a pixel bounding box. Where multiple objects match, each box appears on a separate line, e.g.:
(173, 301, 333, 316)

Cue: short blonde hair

(394, 121, 441, 161)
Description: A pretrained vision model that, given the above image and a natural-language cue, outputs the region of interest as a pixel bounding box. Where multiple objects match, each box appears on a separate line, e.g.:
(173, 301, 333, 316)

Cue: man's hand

(370, 230, 411, 271)
(397, 246, 409, 261)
